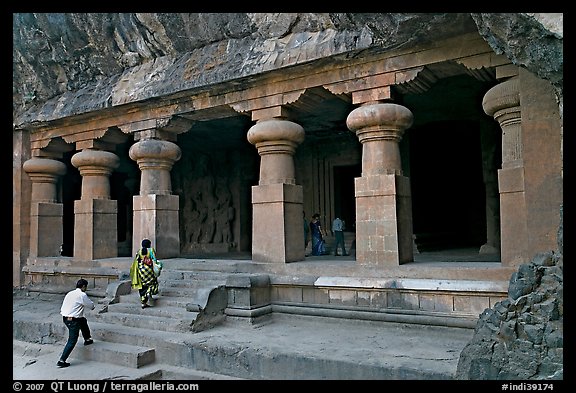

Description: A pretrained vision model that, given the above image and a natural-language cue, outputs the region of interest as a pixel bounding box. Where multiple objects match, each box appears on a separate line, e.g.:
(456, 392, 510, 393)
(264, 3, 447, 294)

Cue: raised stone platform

(13, 291, 474, 380)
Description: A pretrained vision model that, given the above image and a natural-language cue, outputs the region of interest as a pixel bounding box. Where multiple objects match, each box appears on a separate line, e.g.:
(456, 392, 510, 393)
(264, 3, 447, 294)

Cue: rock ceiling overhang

(19, 30, 515, 155)
(13, 13, 563, 138)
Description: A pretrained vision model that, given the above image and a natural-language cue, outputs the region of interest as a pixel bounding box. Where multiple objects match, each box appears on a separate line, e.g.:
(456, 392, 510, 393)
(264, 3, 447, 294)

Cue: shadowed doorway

(409, 120, 487, 252)
(333, 164, 361, 233)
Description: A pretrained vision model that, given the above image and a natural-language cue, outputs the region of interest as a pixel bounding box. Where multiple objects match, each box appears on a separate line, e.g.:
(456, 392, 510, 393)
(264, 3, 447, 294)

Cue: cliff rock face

(13, 13, 562, 124)
(456, 208, 563, 379)
(471, 13, 563, 88)
(456, 253, 563, 379)
(471, 13, 563, 120)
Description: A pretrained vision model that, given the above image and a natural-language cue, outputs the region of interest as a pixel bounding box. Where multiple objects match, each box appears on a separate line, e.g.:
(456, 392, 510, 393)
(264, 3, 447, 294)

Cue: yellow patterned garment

(130, 257, 142, 289)
(133, 248, 159, 302)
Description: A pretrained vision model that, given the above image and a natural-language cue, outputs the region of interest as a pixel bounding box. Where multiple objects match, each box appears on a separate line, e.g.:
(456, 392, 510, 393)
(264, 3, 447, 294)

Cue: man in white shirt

(57, 278, 95, 368)
(332, 216, 348, 256)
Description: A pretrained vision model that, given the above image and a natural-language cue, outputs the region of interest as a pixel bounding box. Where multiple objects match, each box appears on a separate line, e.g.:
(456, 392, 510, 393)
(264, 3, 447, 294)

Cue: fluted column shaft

(483, 78, 523, 168)
(483, 78, 529, 266)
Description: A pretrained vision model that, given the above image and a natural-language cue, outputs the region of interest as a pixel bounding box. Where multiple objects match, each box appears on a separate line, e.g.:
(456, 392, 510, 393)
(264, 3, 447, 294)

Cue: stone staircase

(71, 340, 156, 368)
(82, 268, 230, 373)
(98, 269, 229, 334)
(15, 255, 511, 379)
(17, 265, 235, 379)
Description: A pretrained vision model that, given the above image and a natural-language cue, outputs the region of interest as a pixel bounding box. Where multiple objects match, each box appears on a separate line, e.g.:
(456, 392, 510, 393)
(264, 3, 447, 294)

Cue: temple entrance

(402, 74, 501, 259)
(408, 120, 487, 252)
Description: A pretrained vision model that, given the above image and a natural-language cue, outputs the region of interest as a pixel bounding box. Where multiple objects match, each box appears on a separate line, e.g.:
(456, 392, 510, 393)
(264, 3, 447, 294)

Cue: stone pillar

(479, 124, 501, 256)
(71, 149, 120, 260)
(247, 119, 305, 263)
(129, 138, 181, 258)
(22, 157, 67, 257)
(347, 102, 414, 266)
(482, 78, 529, 266)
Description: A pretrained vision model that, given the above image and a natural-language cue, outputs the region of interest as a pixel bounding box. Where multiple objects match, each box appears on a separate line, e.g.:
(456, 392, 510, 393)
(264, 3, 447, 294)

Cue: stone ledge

(23, 264, 124, 278)
(268, 275, 509, 293)
(272, 303, 478, 328)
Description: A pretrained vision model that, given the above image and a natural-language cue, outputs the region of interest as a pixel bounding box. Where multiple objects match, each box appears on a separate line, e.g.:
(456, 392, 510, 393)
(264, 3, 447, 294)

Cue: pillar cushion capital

(23, 157, 67, 177)
(23, 158, 67, 203)
(247, 119, 304, 185)
(482, 78, 520, 117)
(71, 149, 120, 172)
(247, 119, 305, 147)
(346, 103, 413, 135)
(128, 138, 182, 164)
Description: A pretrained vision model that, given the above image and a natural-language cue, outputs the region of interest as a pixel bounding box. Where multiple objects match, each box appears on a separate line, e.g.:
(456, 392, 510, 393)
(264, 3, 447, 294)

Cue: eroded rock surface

(13, 13, 562, 124)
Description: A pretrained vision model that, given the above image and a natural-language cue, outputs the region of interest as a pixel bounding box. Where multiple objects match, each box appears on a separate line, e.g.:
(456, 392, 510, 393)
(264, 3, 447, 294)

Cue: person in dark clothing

(57, 278, 95, 368)
(310, 213, 326, 256)
(304, 211, 310, 253)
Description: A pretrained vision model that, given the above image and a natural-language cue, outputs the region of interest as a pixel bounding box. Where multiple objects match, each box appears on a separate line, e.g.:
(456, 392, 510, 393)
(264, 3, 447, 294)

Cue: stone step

(158, 276, 227, 288)
(13, 339, 164, 380)
(159, 364, 246, 380)
(94, 310, 198, 333)
(160, 259, 258, 273)
(70, 340, 155, 369)
(117, 282, 223, 311)
(25, 283, 108, 298)
(118, 293, 193, 309)
(105, 302, 197, 318)
(159, 269, 232, 281)
(119, 279, 221, 301)
(158, 285, 218, 299)
(86, 321, 196, 368)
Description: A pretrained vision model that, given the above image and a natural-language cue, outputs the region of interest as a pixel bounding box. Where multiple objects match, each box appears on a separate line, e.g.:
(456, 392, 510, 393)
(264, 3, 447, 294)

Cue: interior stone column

(479, 124, 501, 256)
(22, 157, 67, 257)
(247, 118, 305, 263)
(71, 149, 119, 260)
(129, 138, 181, 258)
(347, 102, 414, 266)
(483, 77, 529, 266)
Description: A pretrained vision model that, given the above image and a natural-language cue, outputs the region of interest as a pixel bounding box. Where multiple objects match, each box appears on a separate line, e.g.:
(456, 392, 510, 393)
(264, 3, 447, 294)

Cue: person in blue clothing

(309, 213, 326, 256)
(303, 211, 310, 253)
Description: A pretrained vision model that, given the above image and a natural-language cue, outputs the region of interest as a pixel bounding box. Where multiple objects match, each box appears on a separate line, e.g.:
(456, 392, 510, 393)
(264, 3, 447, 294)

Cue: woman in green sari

(130, 238, 162, 308)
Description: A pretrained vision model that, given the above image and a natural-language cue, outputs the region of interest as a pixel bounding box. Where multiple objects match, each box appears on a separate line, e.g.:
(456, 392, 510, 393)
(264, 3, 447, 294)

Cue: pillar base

(74, 199, 118, 260)
(251, 183, 303, 263)
(498, 167, 529, 266)
(355, 174, 414, 266)
(30, 202, 63, 257)
(133, 194, 180, 259)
